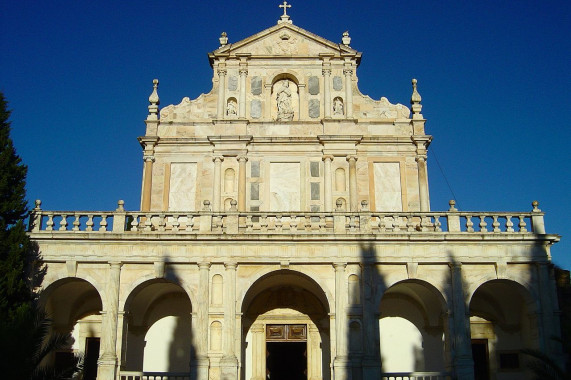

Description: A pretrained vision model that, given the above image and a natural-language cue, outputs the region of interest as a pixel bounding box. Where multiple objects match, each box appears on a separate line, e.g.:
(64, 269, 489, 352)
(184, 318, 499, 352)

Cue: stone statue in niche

(276, 80, 294, 121)
(227, 99, 237, 116)
(333, 97, 344, 115)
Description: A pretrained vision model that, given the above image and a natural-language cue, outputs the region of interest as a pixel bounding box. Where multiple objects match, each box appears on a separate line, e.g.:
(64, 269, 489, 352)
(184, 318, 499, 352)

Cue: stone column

(343, 67, 353, 119)
(250, 323, 266, 380)
(323, 155, 333, 212)
(449, 263, 475, 380)
(333, 262, 350, 380)
(238, 156, 248, 211)
(361, 262, 381, 379)
(347, 156, 358, 212)
(213, 156, 224, 212)
(141, 155, 155, 211)
(195, 262, 210, 380)
(417, 155, 430, 212)
(217, 67, 227, 119)
(239, 67, 248, 118)
(221, 262, 238, 380)
(97, 262, 122, 380)
(323, 67, 332, 119)
(308, 325, 321, 380)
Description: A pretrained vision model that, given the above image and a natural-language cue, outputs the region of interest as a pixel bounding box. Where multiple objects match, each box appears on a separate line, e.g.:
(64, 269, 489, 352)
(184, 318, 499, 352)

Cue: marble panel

(251, 99, 262, 119)
(251, 161, 260, 177)
(373, 162, 402, 212)
(251, 76, 262, 95)
(270, 163, 300, 211)
(308, 76, 319, 95)
(309, 99, 320, 118)
(311, 182, 320, 200)
(169, 163, 197, 211)
(251, 183, 259, 200)
(333, 76, 343, 91)
(228, 76, 238, 91)
(310, 162, 319, 177)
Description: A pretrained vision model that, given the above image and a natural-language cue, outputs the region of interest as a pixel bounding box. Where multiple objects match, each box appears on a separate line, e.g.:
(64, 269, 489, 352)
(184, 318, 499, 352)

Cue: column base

(333, 356, 352, 380)
(454, 355, 475, 380)
(220, 355, 239, 380)
(96, 356, 117, 380)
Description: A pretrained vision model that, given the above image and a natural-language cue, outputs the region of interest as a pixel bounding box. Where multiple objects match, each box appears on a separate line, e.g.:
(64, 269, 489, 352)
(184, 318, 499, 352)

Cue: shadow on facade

(121, 255, 196, 380)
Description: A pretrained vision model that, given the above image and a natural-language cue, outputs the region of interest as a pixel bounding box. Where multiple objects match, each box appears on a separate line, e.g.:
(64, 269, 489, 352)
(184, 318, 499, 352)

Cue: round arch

(41, 274, 106, 308)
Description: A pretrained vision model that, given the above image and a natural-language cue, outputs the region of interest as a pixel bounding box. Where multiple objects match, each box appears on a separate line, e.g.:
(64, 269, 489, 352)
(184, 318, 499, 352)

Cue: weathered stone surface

(251, 76, 262, 95)
(333, 76, 343, 90)
(250, 182, 259, 200)
(311, 182, 320, 200)
(308, 76, 319, 95)
(228, 76, 238, 91)
(309, 99, 320, 118)
(251, 99, 262, 119)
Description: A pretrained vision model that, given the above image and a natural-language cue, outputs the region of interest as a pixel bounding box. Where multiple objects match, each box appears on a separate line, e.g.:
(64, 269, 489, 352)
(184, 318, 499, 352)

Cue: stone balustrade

(381, 372, 452, 380)
(28, 200, 546, 236)
(119, 372, 190, 380)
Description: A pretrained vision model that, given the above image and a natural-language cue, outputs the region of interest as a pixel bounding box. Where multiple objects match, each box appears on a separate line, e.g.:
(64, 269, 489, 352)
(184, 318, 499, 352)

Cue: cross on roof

(279, 1, 291, 17)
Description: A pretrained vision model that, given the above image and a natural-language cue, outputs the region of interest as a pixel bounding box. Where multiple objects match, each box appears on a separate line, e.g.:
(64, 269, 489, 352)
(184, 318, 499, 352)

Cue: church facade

(29, 5, 562, 380)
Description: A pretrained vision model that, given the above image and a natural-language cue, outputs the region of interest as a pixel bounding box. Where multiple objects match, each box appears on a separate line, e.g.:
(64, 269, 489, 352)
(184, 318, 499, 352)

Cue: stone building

(30, 4, 562, 380)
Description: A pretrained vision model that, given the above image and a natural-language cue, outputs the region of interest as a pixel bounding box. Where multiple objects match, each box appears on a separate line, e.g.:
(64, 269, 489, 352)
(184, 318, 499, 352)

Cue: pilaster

(97, 262, 122, 380)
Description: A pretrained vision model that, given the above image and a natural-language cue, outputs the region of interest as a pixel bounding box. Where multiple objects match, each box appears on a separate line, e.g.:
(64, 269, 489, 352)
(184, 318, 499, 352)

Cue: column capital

(224, 261, 238, 270)
(333, 262, 347, 271)
(449, 262, 462, 271)
(239, 68, 248, 76)
(213, 155, 225, 163)
(346, 155, 358, 163)
(322, 68, 332, 76)
(415, 155, 427, 163)
(322, 154, 334, 162)
(143, 155, 155, 163)
(109, 261, 123, 269)
(343, 68, 353, 76)
(198, 262, 211, 270)
(237, 155, 248, 163)
(217, 68, 227, 76)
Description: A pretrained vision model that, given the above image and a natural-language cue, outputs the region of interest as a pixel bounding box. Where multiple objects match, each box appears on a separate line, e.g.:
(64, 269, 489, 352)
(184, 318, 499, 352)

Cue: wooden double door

(266, 324, 307, 380)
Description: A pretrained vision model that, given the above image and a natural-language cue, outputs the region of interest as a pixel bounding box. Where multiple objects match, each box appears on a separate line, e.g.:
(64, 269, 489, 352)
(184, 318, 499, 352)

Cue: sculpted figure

(227, 99, 237, 116)
(276, 80, 294, 121)
(333, 98, 344, 115)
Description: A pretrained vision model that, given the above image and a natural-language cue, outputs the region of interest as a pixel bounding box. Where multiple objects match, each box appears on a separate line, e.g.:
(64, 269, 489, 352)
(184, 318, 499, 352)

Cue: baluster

(260, 214, 268, 232)
(319, 215, 326, 231)
(290, 215, 298, 232)
(518, 215, 528, 232)
(275, 214, 283, 232)
(59, 214, 68, 231)
(144, 214, 152, 231)
(72, 214, 81, 231)
(46, 214, 54, 231)
(492, 215, 501, 233)
(130, 215, 139, 231)
(86, 215, 94, 231)
(505, 215, 514, 232)
(246, 215, 253, 232)
(465, 215, 474, 232)
(187, 215, 195, 231)
(392, 216, 400, 232)
(479, 215, 488, 232)
(378, 215, 385, 232)
(349, 215, 357, 232)
(434, 215, 442, 232)
(99, 215, 108, 231)
(304, 215, 311, 231)
(172, 215, 181, 232)
(406, 215, 415, 232)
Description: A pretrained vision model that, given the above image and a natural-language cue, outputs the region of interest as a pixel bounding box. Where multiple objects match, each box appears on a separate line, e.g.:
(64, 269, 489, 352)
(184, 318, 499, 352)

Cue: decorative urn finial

(147, 79, 160, 120)
(219, 32, 228, 47)
(411, 78, 423, 118)
(342, 31, 351, 46)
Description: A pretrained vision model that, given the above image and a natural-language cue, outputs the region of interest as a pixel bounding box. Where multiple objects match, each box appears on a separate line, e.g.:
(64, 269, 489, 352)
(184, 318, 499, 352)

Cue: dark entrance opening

(84, 337, 100, 380)
(266, 341, 307, 380)
(472, 339, 489, 380)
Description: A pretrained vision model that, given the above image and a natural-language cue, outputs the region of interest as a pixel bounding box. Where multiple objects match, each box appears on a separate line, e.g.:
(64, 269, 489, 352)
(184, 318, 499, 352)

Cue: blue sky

(2, 1, 570, 268)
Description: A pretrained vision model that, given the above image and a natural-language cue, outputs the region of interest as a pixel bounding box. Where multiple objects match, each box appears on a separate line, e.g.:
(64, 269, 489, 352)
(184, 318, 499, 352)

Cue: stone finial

(532, 200, 541, 212)
(448, 200, 458, 212)
(116, 200, 125, 212)
(147, 79, 160, 120)
(34, 199, 42, 210)
(411, 78, 423, 118)
(342, 31, 351, 46)
(219, 32, 228, 47)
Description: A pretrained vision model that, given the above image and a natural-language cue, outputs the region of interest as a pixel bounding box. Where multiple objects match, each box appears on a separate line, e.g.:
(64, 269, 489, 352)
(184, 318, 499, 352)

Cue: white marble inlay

(270, 162, 300, 211)
(374, 162, 402, 211)
(169, 163, 197, 211)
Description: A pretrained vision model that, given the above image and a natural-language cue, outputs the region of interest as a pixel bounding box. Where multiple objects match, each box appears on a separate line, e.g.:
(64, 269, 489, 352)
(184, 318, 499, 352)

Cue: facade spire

(278, 1, 292, 24)
(411, 78, 423, 118)
(147, 79, 160, 121)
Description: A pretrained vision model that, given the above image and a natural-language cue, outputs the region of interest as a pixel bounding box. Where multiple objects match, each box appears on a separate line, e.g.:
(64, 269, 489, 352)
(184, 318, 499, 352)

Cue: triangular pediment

(209, 22, 360, 63)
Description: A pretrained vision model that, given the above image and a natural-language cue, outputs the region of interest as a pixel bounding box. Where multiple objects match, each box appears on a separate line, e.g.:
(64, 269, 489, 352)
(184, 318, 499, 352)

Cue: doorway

(84, 337, 100, 380)
(471, 339, 489, 380)
(266, 324, 307, 380)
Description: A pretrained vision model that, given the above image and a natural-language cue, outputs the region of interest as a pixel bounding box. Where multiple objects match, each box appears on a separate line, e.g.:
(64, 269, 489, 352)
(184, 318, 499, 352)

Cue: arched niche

(270, 74, 300, 122)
